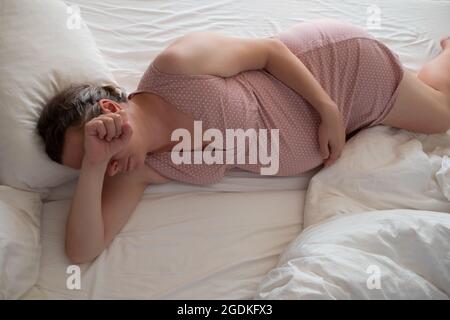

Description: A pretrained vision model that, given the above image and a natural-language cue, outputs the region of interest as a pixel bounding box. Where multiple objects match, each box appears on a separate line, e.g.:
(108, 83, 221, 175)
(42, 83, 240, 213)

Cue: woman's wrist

(316, 99, 339, 119)
(81, 156, 109, 173)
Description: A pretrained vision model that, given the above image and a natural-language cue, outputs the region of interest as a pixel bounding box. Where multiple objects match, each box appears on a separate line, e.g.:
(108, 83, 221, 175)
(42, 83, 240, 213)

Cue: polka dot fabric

(128, 19, 404, 185)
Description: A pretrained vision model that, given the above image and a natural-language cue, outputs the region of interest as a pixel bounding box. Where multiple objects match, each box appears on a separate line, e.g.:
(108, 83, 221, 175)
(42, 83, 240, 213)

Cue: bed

(0, 0, 448, 299)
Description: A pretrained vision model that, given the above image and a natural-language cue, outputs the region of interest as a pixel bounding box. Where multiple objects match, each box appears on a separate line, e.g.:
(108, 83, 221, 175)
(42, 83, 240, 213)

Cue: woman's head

(37, 84, 143, 176)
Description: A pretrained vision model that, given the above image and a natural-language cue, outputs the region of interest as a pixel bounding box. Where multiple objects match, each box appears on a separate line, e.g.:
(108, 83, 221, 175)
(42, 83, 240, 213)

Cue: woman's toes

(440, 36, 450, 50)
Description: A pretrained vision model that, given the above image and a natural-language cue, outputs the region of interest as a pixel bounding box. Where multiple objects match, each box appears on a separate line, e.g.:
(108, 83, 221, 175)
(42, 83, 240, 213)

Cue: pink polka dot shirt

(128, 19, 404, 185)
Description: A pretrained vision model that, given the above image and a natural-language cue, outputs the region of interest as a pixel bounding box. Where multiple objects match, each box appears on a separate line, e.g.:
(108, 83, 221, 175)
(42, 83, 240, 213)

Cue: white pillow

(0, 186, 43, 299)
(0, 0, 116, 192)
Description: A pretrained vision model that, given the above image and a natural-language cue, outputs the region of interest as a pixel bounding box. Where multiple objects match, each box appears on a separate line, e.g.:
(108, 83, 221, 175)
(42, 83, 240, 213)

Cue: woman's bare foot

(440, 36, 450, 51)
(416, 36, 450, 95)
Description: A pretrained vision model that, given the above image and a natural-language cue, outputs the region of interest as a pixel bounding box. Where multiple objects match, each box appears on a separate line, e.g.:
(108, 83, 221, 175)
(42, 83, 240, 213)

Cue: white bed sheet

(42, 167, 319, 201)
(25, 190, 305, 299)
(25, 0, 450, 299)
(65, 0, 449, 96)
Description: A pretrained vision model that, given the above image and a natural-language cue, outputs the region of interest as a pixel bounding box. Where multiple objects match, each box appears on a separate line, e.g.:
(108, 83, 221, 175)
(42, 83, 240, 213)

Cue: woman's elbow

(267, 37, 290, 58)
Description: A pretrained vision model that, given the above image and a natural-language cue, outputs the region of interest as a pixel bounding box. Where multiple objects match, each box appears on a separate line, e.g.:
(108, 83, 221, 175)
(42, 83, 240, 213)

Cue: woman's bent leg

(381, 69, 450, 134)
(417, 40, 450, 95)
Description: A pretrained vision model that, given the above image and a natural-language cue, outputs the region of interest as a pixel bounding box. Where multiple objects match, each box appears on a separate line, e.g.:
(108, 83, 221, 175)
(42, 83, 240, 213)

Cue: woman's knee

(382, 70, 450, 134)
(418, 52, 450, 94)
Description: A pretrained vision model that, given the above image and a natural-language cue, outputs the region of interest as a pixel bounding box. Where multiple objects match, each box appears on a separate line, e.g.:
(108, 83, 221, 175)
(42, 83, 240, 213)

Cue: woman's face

(62, 106, 147, 177)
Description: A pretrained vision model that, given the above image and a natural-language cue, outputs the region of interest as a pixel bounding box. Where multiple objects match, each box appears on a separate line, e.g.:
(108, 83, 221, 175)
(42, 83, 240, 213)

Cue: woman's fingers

(98, 111, 129, 140)
(118, 109, 128, 123)
(99, 113, 132, 148)
(111, 113, 122, 137)
(109, 122, 133, 154)
(85, 119, 107, 139)
(329, 142, 340, 161)
(325, 138, 344, 166)
(95, 120, 107, 139)
(119, 122, 133, 143)
(318, 130, 330, 159)
(102, 116, 116, 141)
(83, 111, 130, 149)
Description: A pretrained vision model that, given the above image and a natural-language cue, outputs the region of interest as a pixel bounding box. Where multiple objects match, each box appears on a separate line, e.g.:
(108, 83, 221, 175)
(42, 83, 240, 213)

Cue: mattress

(23, 0, 450, 299)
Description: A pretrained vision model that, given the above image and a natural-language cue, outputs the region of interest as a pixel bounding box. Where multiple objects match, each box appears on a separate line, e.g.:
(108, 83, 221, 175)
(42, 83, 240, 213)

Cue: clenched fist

(83, 110, 133, 165)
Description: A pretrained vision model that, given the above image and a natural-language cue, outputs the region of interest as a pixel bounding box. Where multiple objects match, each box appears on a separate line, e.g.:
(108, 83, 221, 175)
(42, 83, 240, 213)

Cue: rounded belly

(276, 18, 404, 134)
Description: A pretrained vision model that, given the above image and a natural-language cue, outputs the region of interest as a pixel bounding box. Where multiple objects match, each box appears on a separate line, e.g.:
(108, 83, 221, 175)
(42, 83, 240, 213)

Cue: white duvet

(256, 127, 450, 299)
(256, 209, 450, 299)
(303, 127, 450, 227)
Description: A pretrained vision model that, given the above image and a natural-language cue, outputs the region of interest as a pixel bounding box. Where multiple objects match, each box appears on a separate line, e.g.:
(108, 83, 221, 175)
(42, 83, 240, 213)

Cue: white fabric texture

(256, 127, 450, 299)
(64, 0, 449, 95)
(0, 186, 42, 299)
(0, 0, 115, 192)
(24, 190, 304, 299)
(303, 126, 450, 227)
(42, 167, 319, 201)
(436, 155, 450, 201)
(255, 210, 450, 299)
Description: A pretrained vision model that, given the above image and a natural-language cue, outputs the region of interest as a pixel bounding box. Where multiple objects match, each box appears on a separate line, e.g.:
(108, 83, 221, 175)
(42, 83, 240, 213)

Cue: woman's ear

(106, 159, 121, 177)
(98, 99, 122, 114)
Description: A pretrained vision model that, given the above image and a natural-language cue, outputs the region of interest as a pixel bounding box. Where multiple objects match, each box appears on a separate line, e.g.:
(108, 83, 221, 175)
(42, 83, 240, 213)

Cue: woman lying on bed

(37, 19, 450, 264)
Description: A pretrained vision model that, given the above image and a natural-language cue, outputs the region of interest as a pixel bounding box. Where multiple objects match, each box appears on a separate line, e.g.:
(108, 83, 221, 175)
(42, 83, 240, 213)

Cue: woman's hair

(37, 84, 127, 164)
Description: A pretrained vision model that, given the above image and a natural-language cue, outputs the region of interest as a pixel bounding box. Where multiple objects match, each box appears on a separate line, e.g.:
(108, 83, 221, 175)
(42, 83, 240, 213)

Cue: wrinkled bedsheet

(256, 127, 450, 299)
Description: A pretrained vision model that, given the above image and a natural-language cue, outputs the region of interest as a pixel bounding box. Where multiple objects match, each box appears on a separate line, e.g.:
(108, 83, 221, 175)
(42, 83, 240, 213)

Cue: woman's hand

(83, 110, 133, 165)
(318, 104, 346, 167)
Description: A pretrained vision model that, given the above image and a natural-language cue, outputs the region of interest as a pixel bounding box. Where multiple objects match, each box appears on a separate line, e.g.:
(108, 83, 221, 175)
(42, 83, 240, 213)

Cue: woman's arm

(154, 32, 335, 117)
(66, 159, 148, 264)
(66, 158, 106, 263)
(65, 112, 149, 264)
(154, 32, 346, 165)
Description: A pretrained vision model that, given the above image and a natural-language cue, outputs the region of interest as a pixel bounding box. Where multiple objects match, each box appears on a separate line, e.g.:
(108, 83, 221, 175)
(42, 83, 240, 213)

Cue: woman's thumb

(319, 135, 329, 159)
(120, 122, 133, 142)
